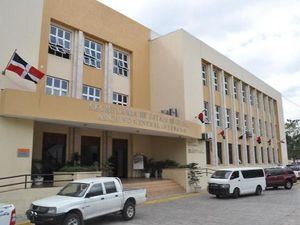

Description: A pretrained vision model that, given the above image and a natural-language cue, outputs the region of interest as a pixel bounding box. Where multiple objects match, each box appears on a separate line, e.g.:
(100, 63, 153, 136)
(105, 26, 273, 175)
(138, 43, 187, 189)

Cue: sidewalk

(0, 187, 61, 223)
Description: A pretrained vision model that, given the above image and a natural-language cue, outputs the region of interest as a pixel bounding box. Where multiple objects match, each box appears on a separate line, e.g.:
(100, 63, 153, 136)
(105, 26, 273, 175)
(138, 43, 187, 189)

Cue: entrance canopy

(0, 89, 202, 138)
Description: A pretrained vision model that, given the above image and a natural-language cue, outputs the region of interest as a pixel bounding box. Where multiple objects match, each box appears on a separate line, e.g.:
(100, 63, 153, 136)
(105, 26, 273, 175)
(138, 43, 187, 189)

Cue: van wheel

(255, 185, 262, 195)
(122, 202, 136, 220)
(63, 212, 81, 225)
(232, 188, 239, 199)
(284, 180, 293, 189)
(216, 195, 220, 198)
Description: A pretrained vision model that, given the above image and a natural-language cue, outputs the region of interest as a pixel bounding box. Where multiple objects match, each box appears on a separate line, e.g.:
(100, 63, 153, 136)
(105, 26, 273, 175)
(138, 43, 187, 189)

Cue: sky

(99, 0, 300, 120)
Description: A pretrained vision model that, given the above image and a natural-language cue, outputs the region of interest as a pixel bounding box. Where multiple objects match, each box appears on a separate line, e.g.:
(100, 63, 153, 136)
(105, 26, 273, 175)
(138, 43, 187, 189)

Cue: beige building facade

(0, 0, 287, 191)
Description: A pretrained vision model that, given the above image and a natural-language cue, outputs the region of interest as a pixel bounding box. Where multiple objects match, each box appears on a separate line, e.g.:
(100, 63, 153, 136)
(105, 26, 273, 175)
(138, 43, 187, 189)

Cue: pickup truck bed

(0, 203, 16, 225)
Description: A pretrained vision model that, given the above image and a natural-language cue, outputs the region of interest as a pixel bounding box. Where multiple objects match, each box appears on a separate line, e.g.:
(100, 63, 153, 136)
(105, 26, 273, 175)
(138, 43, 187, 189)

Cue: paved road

(86, 186, 300, 225)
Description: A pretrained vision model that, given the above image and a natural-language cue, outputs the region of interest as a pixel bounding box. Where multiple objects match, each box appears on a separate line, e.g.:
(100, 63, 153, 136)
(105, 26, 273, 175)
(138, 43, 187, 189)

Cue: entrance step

(122, 179, 186, 200)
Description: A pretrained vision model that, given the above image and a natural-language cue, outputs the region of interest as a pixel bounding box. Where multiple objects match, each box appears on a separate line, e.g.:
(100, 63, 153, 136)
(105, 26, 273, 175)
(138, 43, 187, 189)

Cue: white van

(207, 167, 266, 198)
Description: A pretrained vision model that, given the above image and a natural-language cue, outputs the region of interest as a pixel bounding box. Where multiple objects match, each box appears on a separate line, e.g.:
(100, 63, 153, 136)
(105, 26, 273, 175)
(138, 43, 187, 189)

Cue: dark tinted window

(87, 183, 103, 197)
(230, 171, 239, 179)
(211, 170, 231, 179)
(241, 169, 264, 178)
(104, 181, 117, 194)
(267, 169, 284, 176)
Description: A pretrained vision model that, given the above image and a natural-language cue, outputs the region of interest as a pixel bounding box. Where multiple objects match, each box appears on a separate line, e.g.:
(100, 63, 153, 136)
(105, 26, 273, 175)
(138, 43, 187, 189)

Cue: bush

(58, 165, 97, 172)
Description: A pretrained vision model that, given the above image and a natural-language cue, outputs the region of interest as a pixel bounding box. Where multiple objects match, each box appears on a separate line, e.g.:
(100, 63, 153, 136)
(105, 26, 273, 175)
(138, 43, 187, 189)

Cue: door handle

(238, 179, 241, 181)
(101, 197, 104, 200)
(115, 195, 118, 197)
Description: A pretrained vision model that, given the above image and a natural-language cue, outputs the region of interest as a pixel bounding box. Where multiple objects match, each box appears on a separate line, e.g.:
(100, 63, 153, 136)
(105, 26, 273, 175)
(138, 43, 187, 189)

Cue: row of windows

(206, 141, 278, 165)
(202, 64, 275, 112)
(46, 76, 128, 105)
(204, 102, 275, 136)
(48, 25, 129, 77)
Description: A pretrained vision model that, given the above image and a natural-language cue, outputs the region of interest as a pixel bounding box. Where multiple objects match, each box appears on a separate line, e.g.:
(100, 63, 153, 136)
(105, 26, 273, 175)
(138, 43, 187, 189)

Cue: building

(0, 0, 287, 190)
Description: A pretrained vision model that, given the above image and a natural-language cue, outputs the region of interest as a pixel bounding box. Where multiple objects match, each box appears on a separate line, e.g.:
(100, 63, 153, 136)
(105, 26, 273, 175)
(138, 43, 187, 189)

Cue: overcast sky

(100, 0, 300, 120)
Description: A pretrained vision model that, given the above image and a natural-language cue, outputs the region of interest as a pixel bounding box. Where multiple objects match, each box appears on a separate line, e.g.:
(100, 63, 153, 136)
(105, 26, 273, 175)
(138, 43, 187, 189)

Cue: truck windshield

(57, 183, 89, 197)
(211, 170, 232, 179)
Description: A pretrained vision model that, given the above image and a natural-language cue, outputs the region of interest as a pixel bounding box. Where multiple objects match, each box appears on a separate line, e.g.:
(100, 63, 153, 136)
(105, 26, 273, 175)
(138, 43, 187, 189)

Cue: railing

(201, 168, 216, 177)
(0, 173, 74, 192)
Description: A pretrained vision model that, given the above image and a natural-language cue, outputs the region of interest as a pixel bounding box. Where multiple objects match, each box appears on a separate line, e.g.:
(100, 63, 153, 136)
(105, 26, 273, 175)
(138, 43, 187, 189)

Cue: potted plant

(187, 163, 202, 192)
(143, 156, 155, 178)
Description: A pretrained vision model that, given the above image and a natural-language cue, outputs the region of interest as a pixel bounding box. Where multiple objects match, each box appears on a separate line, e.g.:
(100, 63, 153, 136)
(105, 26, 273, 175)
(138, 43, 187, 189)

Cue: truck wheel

(284, 180, 293, 190)
(255, 185, 262, 195)
(122, 202, 135, 220)
(63, 212, 81, 225)
(232, 188, 240, 199)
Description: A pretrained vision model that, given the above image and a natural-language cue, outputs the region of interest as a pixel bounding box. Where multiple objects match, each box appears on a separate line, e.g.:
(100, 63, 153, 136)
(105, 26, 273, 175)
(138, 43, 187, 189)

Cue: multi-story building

(0, 0, 287, 191)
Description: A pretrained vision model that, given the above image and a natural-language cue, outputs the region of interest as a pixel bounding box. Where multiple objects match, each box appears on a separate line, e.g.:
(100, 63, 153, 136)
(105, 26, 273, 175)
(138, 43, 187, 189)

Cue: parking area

(86, 185, 300, 225)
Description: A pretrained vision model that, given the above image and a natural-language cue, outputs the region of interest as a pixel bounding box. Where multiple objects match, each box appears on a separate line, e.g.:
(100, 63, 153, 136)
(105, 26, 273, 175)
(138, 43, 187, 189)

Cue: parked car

(26, 177, 146, 225)
(265, 168, 297, 189)
(286, 165, 300, 179)
(207, 167, 266, 199)
(0, 203, 16, 225)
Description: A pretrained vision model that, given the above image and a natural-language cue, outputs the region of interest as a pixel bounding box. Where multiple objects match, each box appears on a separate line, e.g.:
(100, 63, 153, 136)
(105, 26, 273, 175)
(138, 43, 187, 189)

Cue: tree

(285, 119, 300, 162)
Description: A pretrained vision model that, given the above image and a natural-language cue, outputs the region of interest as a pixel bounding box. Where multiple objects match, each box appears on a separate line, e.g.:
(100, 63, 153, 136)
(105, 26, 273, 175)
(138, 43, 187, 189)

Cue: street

(86, 186, 300, 225)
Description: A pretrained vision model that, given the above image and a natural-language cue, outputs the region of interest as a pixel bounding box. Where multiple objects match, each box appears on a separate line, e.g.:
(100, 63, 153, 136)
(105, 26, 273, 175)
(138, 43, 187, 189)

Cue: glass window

(238, 144, 242, 164)
(224, 76, 229, 95)
(113, 50, 129, 77)
(48, 25, 71, 59)
(84, 39, 102, 68)
(242, 84, 246, 102)
(112, 92, 128, 106)
(104, 181, 117, 194)
(250, 89, 254, 105)
(211, 170, 231, 179)
(213, 70, 218, 91)
(244, 114, 248, 129)
(252, 117, 255, 133)
(87, 183, 103, 197)
(233, 80, 238, 99)
(228, 144, 233, 164)
(254, 146, 258, 164)
(236, 112, 239, 128)
(247, 145, 250, 163)
(206, 141, 211, 165)
(226, 109, 231, 128)
(45, 76, 69, 96)
(241, 169, 264, 179)
(230, 171, 239, 179)
(215, 105, 221, 127)
(57, 183, 89, 197)
(82, 85, 101, 102)
(217, 142, 222, 164)
(202, 64, 207, 86)
(204, 101, 209, 121)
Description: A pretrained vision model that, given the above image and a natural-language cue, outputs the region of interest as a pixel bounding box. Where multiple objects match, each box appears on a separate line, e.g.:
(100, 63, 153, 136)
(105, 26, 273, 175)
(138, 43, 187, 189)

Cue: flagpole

(2, 49, 17, 75)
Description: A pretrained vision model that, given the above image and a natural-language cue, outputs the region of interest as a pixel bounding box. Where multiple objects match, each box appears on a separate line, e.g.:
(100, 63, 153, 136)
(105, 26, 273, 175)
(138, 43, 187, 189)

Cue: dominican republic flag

(6, 52, 44, 84)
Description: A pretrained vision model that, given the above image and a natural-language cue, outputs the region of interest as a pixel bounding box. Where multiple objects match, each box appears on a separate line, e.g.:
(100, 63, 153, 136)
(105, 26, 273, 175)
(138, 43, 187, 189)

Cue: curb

(145, 192, 206, 205)
(17, 221, 31, 225)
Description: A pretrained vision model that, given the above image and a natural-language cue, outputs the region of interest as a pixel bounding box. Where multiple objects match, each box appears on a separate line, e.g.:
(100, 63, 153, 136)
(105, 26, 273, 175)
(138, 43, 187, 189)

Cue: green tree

(285, 119, 300, 162)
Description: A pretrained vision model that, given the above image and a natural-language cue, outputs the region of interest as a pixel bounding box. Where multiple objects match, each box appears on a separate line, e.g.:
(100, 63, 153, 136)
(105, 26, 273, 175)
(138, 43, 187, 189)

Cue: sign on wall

(133, 153, 144, 170)
(17, 148, 30, 158)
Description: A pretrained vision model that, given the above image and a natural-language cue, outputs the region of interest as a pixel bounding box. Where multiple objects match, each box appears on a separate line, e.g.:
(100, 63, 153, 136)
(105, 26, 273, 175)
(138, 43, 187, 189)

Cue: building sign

(187, 139, 203, 154)
(133, 153, 144, 170)
(17, 148, 30, 157)
(89, 102, 189, 135)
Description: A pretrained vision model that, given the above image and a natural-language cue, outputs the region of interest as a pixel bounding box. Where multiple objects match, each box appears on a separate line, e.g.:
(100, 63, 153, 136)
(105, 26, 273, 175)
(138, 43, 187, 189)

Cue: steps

(122, 179, 186, 200)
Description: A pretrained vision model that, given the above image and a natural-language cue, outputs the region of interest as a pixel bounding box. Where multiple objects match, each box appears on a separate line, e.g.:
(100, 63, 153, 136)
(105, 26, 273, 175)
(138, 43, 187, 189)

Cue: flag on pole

(267, 139, 272, 145)
(4, 52, 44, 84)
(218, 130, 225, 139)
(256, 136, 262, 144)
(195, 110, 206, 123)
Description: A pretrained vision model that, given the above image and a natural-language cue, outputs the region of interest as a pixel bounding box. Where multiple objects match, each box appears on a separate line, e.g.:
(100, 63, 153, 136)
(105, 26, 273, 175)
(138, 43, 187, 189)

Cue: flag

(267, 139, 271, 145)
(195, 110, 205, 123)
(256, 136, 262, 144)
(5, 52, 44, 84)
(238, 134, 244, 139)
(218, 130, 225, 139)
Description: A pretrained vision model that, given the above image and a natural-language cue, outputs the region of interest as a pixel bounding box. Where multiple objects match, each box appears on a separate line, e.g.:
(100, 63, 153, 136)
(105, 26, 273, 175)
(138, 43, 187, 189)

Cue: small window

(84, 39, 102, 68)
(48, 25, 71, 59)
(104, 181, 117, 194)
(82, 85, 101, 102)
(204, 101, 209, 121)
(233, 80, 238, 99)
(250, 89, 254, 105)
(45, 76, 68, 96)
(230, 171, 239, 180)
(87, 183, 103, 197)
(202, 64, 207, 86)
(241, 169, 264, 178)
(113, 92, 128, 106)
(213, 70, 218, 91)
(224, 76, 229, 95)
(242, 84, 246, 102)
(215, 105, 221, 127)
(226, 109, 231, 128)
(244, 114, 248, 129)
(236, 112, 239, 128)
(113, 50, 129, 77)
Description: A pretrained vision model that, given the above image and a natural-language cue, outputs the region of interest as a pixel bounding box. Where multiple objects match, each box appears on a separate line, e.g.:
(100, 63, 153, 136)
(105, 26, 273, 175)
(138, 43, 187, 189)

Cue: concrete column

(71, 30, 84, 99)
(261, 94, 268, 165)
(270, 99, 279, 164)
(254, 89, 262, 164)
(229, 76, 238, 166)
(208, 64, 218, 166)
(246, 85, 255, 165)
(238, 81, 246, 165)
(104, 43, 114, 103)
(220, 71, 229, 165)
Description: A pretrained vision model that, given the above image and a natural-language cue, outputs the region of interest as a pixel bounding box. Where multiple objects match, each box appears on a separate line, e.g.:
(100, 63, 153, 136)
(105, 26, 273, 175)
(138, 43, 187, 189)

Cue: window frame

(224, 76, 229, 95)
(202, 64, 207, 86)
(112, 92, 128, 106)
(84, 39, 102, 69)
(215, 105, 221, 127)
(113, 49, 129, 77)
(104, 181, 117, 194)
(82, 85, 101, 102)
(45, 76, 69, 97)
(226, 108, 231, 128)
(48, 25, 71, 59)
(213, 70, 218, 91)
(204, 101, 209, 121)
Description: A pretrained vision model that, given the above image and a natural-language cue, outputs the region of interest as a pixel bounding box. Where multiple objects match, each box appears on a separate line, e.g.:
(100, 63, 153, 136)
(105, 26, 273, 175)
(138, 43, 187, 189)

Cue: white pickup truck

(0, 203, 16, 225)
(26, 177, 146, 225)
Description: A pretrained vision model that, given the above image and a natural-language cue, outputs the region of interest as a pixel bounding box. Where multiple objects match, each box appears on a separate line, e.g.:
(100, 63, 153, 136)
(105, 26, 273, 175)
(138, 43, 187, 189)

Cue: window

(247, 145, 250, 163)
(87, 183, 103, 197)
(204, 101, 209, 121)
(261, 147, 264, 163)
(224, 76, 229, 95)
(206, 141, 211, 164)
(228, 144, 233, 164)
(259, 119, 263, 135)
(213, 70, 218, 91)
(226, 109, 231, 128)
(46, 76, 68, 96)
(273, 148, 276, 163)
(250, 89, 254, 105)
(104, 181, 117, 194)
(230, 171, 239, 179)
(113, 50, 129, 77)
(241, 169, 264, 179)
(202, 64, 207, 86)
(252, 117, 255, 133)
(242, 84, 246, 102)
(217, 142, 222, 164)
(267, 147, 271, 163)
(113, 92, 128, 106)
(84, 39, 102, 68)
(254, 146, 258, 164)
(244, 114, 248, 129)
(233, 80, 238, 99)
(215, 105, 221, 127)
(236, 112, 239, 128)
(238, 144, 242, 164)
(265, 121, 269, 137)
(82, 85, 100, 102)
(257, 94, 261, 108)
(48, 25, 71, 59)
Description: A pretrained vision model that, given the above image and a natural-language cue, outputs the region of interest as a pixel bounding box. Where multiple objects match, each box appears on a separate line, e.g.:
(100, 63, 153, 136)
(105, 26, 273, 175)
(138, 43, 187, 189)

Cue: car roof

(215, 167, 264, 171)
(71, 177, 117, 184)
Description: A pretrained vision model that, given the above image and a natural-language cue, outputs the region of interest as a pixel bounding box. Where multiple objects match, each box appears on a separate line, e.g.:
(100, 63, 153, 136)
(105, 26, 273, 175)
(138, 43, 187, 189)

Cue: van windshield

(211, 170, 232, 179)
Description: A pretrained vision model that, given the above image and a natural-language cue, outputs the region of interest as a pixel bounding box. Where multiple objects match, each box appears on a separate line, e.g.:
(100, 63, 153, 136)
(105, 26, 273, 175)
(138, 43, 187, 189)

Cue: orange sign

(17, 148, 30, 157)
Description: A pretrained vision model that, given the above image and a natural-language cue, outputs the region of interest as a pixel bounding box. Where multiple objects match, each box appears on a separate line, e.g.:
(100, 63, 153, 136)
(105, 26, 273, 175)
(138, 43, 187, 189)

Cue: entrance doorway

(81, 136, 100, 167)
(42, 132, 66, 176)
(112, 139, 128, 178)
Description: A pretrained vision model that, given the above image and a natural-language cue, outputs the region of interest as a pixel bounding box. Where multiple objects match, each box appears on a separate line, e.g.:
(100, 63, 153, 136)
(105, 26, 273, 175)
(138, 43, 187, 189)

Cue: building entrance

(81, 136, 100, 167)
(112, 139, 128, 178)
